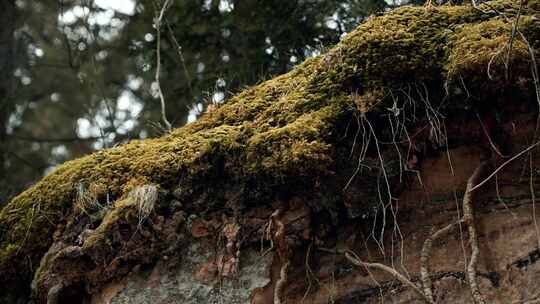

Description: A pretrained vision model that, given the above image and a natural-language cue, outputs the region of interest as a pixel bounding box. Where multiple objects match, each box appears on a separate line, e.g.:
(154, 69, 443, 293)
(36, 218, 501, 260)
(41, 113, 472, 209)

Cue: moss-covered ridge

(1, 0, 540, 297)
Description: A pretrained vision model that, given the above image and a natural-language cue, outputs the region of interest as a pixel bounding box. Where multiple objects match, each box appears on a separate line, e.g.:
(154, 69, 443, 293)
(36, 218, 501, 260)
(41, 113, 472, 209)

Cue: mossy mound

(1, 0, 540, 301)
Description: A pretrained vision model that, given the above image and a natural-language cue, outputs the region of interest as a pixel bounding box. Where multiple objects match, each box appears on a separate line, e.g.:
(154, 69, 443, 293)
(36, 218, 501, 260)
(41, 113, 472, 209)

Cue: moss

(2, 0, 540, 297)
(447, 18, 530, 83)
(80, 198, 136, 254)
(247, 105, 336, 177)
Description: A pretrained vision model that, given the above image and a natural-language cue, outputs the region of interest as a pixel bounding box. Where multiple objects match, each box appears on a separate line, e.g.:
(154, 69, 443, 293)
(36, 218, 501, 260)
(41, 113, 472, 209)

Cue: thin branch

(164, 19, 194, 98)
(8, 135, 102, 143)
(154, 0, 173, 132)
(7, 151, 47, 172)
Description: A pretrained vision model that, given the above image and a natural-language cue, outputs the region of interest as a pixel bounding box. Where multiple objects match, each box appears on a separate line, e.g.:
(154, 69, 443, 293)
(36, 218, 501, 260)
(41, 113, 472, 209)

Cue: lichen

(1, 0, 540, 300)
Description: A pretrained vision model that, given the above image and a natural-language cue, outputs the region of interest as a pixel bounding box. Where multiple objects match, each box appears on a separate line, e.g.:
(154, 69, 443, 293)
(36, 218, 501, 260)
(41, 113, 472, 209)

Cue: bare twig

(154, 0, 173, 132)
(164, 20, 194, 98)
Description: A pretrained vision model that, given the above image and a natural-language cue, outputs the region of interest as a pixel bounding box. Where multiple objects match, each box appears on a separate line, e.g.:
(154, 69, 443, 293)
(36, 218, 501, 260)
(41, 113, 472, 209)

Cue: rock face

(90, 143, 540, 304)
(2, 0, 540, 303)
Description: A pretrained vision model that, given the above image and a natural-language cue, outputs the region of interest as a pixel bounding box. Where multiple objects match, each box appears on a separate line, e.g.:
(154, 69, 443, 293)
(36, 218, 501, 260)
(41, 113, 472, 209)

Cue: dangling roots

(344, 158, 492, 304)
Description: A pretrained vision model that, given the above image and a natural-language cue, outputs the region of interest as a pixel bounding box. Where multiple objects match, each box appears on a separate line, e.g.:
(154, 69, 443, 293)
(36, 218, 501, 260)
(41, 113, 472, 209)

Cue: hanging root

(274, 260, 290, 304)
(271, 209, 290, 304)
(420, 220, 464, 303)
(345, 156, 489, 304)
(463, 159, 492, 304)
(345, 250, 433, 303)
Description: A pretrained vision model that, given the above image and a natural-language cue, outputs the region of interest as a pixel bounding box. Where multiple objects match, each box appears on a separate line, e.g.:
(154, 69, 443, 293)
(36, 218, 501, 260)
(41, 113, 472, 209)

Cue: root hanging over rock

(345, 250, 433, 303)
(462, 159, 492, 304)
(271, 209, 289, 304)
(420, 219, 465, 303)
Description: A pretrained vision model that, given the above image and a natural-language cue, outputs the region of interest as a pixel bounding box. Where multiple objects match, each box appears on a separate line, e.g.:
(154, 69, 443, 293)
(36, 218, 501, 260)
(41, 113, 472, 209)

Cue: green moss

(81, 198, 135, 254)
(447, 18, 530, 82)
(2, 0, 540, 294)
(246, 101, 344, 178)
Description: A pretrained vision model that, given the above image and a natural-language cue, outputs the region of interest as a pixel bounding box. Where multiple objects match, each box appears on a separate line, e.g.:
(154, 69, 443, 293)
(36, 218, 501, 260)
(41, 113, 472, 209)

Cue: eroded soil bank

(1, 0, 540, 303)
(88, 110, 540, 304)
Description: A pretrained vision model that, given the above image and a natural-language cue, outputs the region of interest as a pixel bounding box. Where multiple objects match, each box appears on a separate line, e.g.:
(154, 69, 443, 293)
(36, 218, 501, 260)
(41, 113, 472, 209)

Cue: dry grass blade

(127, 184, 158, 227)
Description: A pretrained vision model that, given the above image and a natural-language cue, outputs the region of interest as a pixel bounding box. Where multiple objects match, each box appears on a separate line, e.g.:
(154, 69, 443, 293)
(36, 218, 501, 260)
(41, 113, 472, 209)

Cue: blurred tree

(0, 0, 17, 202)
(0, 0, 410, 205)
(135, 0, 391, 125)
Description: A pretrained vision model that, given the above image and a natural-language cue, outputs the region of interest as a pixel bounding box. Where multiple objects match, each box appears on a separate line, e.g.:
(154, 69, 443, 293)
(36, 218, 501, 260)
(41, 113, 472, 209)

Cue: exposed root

(463, 160, 491, 304)
(46, 283, 63, 304)
(346, 153, 488, 304)
(271, 209, 290, 304)
(424, 0, 437, 12)
(468, 141, 540, 193)
(302, 242, 319, 301)
(343, 111, 371, 191)
(512, 292, 540, 304)
(530, 153, 540, 251)
(221, 220, 241, 277)
(345, 250, 432, 304)
(274, 260, 290, 304)
(420, 220, 464, 303)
